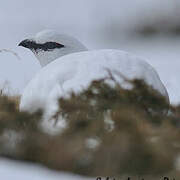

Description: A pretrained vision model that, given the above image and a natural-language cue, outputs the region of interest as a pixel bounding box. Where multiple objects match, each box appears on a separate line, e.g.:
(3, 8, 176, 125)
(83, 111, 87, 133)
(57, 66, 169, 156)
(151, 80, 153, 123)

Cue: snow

(0, 47, 40, 95)
(114, 36, 180, 105)
(85, 137, 101, 150)
(0, 158, 92, 180)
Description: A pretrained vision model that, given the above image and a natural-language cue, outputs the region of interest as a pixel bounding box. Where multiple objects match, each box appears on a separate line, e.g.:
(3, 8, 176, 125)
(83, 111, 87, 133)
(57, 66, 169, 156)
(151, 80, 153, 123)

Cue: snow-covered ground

(0, 158, 92, 180)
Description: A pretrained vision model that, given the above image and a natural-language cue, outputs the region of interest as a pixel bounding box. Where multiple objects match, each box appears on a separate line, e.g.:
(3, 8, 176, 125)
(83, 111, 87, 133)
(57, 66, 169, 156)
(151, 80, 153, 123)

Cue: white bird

(18, 30, 169, 128)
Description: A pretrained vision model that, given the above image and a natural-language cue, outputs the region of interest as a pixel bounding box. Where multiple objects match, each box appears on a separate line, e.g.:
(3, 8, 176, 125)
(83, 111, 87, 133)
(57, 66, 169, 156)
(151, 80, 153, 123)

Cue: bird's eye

(43, 42, 64, 50)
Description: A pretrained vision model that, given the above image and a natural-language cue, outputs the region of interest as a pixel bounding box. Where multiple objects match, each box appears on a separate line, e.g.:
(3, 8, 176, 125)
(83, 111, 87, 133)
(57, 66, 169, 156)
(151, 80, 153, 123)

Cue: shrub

(0, 79, 179, 179)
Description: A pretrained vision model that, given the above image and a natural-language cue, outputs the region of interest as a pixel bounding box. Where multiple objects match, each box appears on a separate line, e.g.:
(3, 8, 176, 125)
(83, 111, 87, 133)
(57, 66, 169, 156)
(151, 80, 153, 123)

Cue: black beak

(18, 39, 32, 49)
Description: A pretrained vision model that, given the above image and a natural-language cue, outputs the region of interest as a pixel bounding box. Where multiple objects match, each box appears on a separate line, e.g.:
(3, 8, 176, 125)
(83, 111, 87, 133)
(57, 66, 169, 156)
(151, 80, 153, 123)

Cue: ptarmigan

(18, 30, 169, 128)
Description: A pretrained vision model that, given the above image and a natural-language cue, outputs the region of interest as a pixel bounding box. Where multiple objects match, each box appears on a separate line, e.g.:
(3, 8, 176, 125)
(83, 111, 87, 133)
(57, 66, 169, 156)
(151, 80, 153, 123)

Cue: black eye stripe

(43, 42, 64, 50)
(29, 41, 64, 51)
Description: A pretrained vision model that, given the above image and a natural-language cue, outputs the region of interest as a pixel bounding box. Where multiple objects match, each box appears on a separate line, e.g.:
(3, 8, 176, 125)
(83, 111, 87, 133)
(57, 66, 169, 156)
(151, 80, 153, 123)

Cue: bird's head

(18, 30, 87, 67)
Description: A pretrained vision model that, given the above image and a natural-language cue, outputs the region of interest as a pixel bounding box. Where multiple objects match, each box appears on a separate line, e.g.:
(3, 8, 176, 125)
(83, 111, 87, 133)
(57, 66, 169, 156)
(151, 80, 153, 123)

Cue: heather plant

(0, 79, 179, 179)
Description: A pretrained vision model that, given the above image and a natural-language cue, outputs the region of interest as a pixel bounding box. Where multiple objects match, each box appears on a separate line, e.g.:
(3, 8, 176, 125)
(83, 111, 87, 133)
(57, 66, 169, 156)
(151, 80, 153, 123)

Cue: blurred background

(0, 0, 180, 104)
(1, 1, 180, 179)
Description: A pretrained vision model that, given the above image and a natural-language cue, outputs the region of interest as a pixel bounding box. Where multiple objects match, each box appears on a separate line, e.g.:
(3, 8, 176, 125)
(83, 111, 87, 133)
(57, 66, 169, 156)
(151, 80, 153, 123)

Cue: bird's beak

(18, 39, 32, 49)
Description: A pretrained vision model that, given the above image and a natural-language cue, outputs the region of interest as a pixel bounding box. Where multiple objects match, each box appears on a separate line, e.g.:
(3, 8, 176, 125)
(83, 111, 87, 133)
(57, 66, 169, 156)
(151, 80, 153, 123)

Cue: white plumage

(19, 30, 169, 126)
(20, 49, 168, 113)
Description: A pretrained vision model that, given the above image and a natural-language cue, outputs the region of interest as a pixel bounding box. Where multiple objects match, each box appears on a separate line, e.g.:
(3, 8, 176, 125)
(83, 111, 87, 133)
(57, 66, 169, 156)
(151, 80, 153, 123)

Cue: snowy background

(0, 0, 180, 179)
(0, 0, 180, 104)
(0, 158, 93, 180)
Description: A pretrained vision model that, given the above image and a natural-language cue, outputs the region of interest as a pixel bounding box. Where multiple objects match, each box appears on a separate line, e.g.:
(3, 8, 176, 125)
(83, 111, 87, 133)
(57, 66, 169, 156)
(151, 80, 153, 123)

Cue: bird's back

(20, 49, 169, 114)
